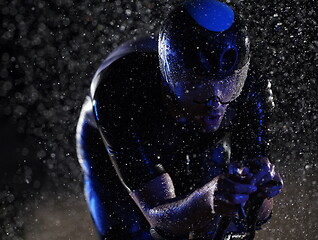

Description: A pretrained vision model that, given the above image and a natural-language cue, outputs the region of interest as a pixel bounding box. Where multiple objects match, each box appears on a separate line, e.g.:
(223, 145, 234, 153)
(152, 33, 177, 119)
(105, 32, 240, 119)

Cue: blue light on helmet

(183, 0, 235, 32)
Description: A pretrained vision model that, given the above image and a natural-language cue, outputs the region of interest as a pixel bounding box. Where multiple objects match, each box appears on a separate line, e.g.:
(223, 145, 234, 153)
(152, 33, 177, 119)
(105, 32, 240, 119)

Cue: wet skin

(172, 80, 230, 133)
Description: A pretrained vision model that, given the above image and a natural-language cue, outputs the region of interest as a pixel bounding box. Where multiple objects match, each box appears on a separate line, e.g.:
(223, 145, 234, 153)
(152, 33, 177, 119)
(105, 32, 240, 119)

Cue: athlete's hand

(247, 157, 283, 199)
(213, 170, 257, 216)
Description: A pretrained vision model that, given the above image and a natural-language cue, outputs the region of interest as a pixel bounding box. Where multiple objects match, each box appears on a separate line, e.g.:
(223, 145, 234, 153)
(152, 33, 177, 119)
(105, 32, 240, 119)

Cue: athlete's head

(159, 0, 250, 132)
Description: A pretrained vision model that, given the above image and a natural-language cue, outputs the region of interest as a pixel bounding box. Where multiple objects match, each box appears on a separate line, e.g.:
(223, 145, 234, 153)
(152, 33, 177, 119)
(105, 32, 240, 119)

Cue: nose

(206, 96, 222, 110)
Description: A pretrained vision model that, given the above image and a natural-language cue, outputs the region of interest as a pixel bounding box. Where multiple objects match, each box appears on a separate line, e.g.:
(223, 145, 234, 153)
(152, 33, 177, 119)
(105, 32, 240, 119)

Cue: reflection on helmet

(159, 0, 251, 104)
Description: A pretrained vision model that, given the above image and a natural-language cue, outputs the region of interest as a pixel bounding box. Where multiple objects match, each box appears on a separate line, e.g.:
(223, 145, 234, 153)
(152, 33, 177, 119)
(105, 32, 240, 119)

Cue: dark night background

(0, 0, 317, 239)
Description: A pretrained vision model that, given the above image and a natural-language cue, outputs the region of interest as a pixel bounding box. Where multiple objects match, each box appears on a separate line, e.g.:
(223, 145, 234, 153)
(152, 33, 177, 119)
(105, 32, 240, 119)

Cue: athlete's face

(165, 60, 249, 133)
(174, 78, 231, 133)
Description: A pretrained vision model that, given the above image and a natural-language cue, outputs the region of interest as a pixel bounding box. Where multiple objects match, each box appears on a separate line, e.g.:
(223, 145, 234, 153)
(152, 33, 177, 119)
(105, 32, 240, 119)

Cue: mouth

(200, 114, 222, 127)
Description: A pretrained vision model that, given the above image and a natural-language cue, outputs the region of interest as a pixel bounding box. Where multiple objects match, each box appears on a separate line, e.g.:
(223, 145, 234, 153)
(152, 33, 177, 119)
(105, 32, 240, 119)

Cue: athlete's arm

(248, 157, 283, 222)
(130, 172, 257, 237)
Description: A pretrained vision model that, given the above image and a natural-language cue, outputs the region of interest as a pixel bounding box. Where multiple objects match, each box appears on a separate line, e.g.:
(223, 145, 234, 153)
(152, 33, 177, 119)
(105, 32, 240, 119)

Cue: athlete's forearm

(258, 197, 273, 221)
(130, 176, 219, 236)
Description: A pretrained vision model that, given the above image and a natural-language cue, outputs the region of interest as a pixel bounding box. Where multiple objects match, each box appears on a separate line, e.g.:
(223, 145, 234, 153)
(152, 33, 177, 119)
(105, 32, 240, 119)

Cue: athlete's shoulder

(90, 36, 164, 132)
(90, 36, 159, 99)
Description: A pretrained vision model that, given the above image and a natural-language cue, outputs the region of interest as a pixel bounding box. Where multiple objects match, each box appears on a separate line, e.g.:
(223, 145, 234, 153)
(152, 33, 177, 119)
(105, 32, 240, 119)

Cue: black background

(0, 0, 317, 239)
